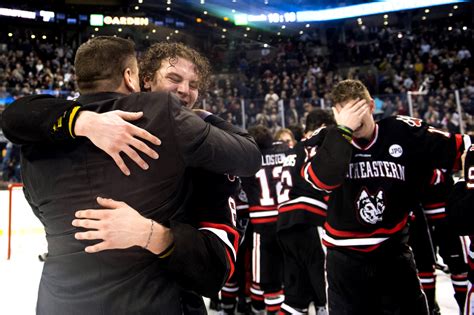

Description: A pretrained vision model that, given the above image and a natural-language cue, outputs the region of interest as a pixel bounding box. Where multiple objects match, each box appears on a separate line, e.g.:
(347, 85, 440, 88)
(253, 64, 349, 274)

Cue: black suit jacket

(4, 91, 260, 315)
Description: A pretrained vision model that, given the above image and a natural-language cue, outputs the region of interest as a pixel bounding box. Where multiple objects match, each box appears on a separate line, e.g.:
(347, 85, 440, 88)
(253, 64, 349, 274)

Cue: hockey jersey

(277, 131, 329, 232)
(241, 141, 289, 230)
(303, 116, 472, 252)
(420, 169, 454, 221)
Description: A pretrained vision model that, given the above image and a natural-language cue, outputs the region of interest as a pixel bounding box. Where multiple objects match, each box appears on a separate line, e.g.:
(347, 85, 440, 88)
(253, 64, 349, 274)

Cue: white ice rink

(0, 188, 462, 314)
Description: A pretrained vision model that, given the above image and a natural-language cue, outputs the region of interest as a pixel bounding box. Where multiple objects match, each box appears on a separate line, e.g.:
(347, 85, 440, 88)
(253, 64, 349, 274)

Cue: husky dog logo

(357, 189, 386, 224)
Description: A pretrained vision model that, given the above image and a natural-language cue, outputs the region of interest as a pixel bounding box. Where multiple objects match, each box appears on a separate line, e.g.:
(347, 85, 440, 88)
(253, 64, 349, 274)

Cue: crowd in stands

(0, 21, 473, 181)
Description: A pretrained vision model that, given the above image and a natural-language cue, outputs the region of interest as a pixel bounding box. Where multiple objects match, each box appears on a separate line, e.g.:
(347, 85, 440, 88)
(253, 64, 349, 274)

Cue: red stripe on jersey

(249, 205, 277, 211)
(418, 272, 436, 277)
(264, 290, 284, 297)
(454, 287, 468, 293)
(199, 222, 240, 255)
(221, 291, 238, 298)
(454, 134, 463, 171)
(224, 247, 235, 280)
(469, 260, 474, 269)
(303, 162, 341, 191)
(429, 213, 447, 220)
(279, 203, 327, 217)
(422, 284, 436, 290)
(423, 202, 446, 209)
(324, 215, 408, 238)
(452, 274, 468, 280)
(267, 305, 282, 312)
(251, 217, 277, 224)
(250, 294, 264, 301)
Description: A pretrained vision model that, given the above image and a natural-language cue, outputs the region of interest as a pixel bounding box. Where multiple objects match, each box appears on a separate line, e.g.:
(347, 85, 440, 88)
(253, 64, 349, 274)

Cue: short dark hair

(287, 124, 304, 142)
(331, 79, 371, 106)
(247, 125, 273, 150)
(74, 36, 136, 93)
(139, 42, 211, 93)
(305, 109, 336, 133)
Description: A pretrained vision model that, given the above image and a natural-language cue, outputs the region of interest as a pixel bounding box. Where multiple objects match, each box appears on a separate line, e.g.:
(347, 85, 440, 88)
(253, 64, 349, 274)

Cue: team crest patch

(357, 188, 386, 224)
(389, 144, 403, 158)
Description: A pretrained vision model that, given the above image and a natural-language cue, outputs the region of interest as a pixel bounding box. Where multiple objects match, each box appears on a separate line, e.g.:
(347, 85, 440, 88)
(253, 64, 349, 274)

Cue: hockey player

(1, 39, 254, 314)
(241, 125, 289, 314)
(419, 168, 468, 313)
(277, 109, 335, 315)
(447, 144, 474, 315)
(302, 79, 472, 315)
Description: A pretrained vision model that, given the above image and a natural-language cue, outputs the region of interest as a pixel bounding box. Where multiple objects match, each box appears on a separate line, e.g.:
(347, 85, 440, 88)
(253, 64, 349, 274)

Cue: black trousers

(278, 225, 326, 309)
(327, 245, 429, 315)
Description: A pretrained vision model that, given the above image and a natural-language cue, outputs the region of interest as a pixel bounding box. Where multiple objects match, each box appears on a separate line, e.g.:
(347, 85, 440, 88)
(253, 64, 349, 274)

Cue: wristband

(337, 125, 354, 142)
(143, 219, 154, 250)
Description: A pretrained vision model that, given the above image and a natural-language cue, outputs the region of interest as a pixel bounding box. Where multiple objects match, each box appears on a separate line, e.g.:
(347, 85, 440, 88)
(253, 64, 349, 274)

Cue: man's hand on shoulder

(74, 110, 162, 175)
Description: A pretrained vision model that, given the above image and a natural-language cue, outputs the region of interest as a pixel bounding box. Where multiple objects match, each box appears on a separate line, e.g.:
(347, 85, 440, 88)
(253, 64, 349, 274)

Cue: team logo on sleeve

(389, 144, 403, 158)
(356, 188, 386, 224)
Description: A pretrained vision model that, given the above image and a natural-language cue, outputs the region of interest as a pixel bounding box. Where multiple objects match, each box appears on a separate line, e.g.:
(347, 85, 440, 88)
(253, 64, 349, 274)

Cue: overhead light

(246, 27, 250, 31)
(31, 34, 36, 39)
(281, 25, 286, 29)
(424, 9, 430, 13)
(175, 30, 179, 33)
(263, 43, 268, 48)
(204, 11, 208, 15)
(166, 7, 171, 11)
(453, 5, 458, 9)
(223, 28, 227, 32)
(463, 26, 467, 31)
(145, 35, 149, 39)
(196, 18, 202, 23)
(166, 36, 170, 40)
(383, 14, 388, 19)
(422, 16, 426, 20)
(91, 34, 95, 38)
(138, 0, 143, 3)
(134, 6, 139, 10)
(113, 35, 117, 37)
(221, 34, 226, 38)
(223, 16, 229, 21)
(449, 12, 453, 17)
(152, 29, 156, 33)
(200, 0, 205, 4)
(8, 32, 13, 37)
(244, 33, 247, 37)
(305, 23, 310, 28)
(277, 32, 281, 36)
(232, 9, 236, 13)
(384, 21, 388, 25)
(94, 27, 99, 31)
(448, 26, 452, 31)
(118, 28, 122, 32)
(264, 0, 268, 4)
(42, 35, 47, 39)
(361, 25, 366, 30)
(167, 0, 171, 4)
(299, 30, 303, 34)
(397, 33, 403, 38)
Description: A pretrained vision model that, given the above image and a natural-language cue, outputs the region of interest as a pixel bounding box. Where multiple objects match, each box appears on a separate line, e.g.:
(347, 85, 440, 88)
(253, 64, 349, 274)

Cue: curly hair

(139, 42, 211, 94)
(331, 79, 371, 106)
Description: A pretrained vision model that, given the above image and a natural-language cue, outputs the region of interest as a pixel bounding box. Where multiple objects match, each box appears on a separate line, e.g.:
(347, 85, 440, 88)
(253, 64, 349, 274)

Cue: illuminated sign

(90, 14, 104, 26)
(233, 0, 466, 25)
(39, 10, 54, 22)
(0, 8, 35, 19)
(103, 16, 149, 26)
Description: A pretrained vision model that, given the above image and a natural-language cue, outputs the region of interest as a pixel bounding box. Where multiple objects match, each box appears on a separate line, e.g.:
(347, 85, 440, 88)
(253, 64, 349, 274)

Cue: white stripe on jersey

(452, 280, 469, 286)
(279, 196, 328, 210)
(222, 286, 239, 293)
(323, 234, 389, 246)
(250, 286, 264, 296)
(302, 163, 330, 193)
(464, 135, 472, 151)
(237, 205, 249, 210)
(423, 208, 445, 214)
(281, 303, 308, 315)
(420, 278, 435, 284)
(252, 232, 261, 284)
(265, 295, 285, 305)
(199, 227, 236, 260)
(249, 210, 279, 218)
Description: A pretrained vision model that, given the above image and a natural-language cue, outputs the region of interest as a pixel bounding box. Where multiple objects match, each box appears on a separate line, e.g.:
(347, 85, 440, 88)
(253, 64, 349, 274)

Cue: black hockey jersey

(420, 169, 454, 221)
(303, 116, 472, 252)
(277, 130, 329, 232)
(241, 141, 289, 229)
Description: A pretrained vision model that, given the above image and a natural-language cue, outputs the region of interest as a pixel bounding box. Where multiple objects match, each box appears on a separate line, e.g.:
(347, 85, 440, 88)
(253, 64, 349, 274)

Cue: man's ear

(369, 99, 376, 113)
(143, 75, 152, 90)
(123, 68, 136, 92)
